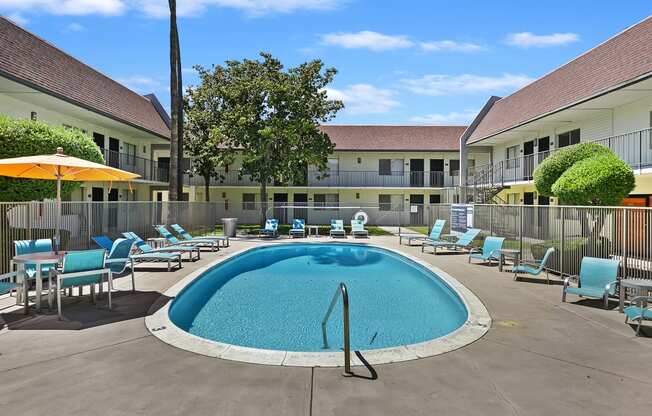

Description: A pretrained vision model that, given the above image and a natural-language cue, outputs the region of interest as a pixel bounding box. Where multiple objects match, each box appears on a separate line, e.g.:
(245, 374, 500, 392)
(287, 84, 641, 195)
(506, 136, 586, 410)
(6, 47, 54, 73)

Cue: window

(449, 159, 460, 176)
(379, 159, 403, 175)
(327, 158, 339, 175)
(379, 194, 403, 211)
(507, 193, 519, 205)
(314, 193, 339, 210)
(123, 142, 136, 165)
(242, 193, 256, 210)
(557, 129, 580, 148)
(505, 145, 520, 169)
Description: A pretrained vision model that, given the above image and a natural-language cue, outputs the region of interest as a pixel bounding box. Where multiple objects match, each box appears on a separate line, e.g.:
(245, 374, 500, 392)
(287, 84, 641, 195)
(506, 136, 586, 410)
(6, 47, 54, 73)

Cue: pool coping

(145, 240, 491, 367)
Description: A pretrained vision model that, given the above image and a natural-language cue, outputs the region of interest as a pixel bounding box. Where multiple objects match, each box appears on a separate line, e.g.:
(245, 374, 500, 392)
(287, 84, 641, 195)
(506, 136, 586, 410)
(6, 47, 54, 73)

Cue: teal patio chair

(513, 247, 555, 283)
(50, 249, 111, 319)
(123, 232, 198, 262)
(422, 228, 481, 254)
(104, 238, 136, 292)
(258, 219, 279, 238)
(289, 219, 306, 238)
(330, 220, 346, 238)
(624, 296, 652, 336)
(0, 271, 19, 298)
(170, 224, 229, 247)
(562, 257, 620, 309)
(468, 236, 505, 265)
(13, 238, 54, 307)
(350, 219, 369, 238)
(155, 225, 218, 252)
(399, 219, 446, 246)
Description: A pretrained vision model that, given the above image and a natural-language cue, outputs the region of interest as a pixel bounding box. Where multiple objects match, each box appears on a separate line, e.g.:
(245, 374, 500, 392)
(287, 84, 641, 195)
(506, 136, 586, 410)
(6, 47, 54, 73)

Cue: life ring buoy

(353, 210, 369, 225)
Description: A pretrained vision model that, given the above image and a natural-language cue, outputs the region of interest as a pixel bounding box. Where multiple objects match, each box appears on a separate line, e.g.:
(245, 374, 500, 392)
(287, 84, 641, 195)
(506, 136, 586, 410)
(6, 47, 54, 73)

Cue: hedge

(0, 116, 104, 201)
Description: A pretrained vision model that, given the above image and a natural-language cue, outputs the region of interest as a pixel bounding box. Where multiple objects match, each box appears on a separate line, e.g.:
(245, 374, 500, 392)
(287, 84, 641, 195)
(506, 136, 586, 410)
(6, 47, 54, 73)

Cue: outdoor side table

(307, 225, 320, 237)
(619, 279, 652, 313)
(13, 251, 63, 314)
(147, 237, 167, 249)
(498, 249, 521, 273)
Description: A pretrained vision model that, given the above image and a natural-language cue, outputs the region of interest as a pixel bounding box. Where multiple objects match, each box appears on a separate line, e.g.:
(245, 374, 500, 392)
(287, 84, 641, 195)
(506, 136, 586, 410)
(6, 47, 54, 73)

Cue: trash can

(222, 217, 238, 238)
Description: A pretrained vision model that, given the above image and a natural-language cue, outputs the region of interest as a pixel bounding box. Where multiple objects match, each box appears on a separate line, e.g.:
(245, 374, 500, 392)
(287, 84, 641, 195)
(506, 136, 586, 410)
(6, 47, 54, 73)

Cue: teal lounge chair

(95, 235, 182, 271)
(513, 247, 555, 283)
(258, 219, 279, 237)
(350, 219, 369, 238)
(562, 257, 619, 309)
(289, 219, 306, 238)
(91, 235, 114, 251)
(468, 236, 505, 265)
(400, 219, 446, 246)
(330, 220, 346, 238)
(155, 225, 218, 252)
(123, 232, 199, 262)
(624, 296, 652, 336)
(422, 228, 481, 254)
(170, 224, 229, 247)
(50, 249, 111, 320)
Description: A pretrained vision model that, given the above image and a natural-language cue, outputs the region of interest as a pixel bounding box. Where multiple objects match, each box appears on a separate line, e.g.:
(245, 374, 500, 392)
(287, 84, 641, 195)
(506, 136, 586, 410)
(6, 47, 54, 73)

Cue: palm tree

(168, 0, 183, 201)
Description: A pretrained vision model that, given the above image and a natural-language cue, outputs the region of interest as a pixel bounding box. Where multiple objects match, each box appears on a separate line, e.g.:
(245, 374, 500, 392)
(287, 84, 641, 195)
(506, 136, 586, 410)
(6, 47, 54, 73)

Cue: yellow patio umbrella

(0, 147, 140, 251)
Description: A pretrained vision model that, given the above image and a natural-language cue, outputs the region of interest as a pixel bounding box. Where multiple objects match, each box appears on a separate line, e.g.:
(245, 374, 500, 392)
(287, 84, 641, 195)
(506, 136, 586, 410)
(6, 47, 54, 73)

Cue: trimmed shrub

(533, 142, 611, 197)
(551, 153, 635, 206)
(0, 116, 104, 201)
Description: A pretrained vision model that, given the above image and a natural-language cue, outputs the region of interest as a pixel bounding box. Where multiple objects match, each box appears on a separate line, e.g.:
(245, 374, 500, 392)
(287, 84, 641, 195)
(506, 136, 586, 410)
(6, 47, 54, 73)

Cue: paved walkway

(0, 236, 649, 415)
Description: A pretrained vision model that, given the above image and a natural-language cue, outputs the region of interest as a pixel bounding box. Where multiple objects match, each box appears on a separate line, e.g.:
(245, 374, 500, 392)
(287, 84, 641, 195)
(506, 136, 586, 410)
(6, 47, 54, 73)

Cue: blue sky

(1, 1, 651, 125)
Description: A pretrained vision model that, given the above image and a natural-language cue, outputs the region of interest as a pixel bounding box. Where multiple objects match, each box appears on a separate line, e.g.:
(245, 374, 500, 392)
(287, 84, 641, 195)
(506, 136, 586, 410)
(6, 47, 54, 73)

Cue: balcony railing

(472, 127, 652, 188)
(184, 170, 460, 188)
(101, 149, 169, 183)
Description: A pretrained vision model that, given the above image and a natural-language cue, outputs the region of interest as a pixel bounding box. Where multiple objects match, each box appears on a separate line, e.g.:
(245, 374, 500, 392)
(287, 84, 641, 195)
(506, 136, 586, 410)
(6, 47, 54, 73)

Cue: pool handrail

(321, 282, 352, 377)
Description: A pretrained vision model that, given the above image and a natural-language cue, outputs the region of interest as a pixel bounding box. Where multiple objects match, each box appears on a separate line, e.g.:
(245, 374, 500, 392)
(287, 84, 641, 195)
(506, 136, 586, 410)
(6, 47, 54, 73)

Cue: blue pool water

(169, 243, 468, 352)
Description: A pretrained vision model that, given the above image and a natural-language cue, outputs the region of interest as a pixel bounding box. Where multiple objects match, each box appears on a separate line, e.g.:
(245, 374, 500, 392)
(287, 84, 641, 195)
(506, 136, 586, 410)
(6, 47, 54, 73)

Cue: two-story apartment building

(462, 15, 652, 207)
(0, 16, 173, 202)
(184, 125, 490, 222)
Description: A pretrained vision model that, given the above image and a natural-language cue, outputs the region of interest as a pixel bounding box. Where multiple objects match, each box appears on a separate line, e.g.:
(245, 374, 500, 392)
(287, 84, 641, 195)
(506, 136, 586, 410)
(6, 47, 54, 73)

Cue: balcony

(101, 149, 169, 183)
(472, 127, 652, 188)
(184, 170, 459, 188)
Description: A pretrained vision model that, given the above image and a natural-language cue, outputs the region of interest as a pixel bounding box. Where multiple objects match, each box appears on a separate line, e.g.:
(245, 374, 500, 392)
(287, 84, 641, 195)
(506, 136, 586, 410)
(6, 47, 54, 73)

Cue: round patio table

(498, 249, 521, 273)
(619, 279, 652, 313)
(13, 251, 63, 314)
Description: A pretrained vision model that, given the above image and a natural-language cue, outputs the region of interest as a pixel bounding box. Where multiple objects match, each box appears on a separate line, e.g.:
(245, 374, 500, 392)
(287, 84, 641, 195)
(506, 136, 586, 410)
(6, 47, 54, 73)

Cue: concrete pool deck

(0, 236, 650, 415)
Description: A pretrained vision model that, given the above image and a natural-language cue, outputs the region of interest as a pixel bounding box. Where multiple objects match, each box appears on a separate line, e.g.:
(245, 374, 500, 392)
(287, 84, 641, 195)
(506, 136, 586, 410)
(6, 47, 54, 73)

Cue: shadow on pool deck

(1, 290, 171, 331)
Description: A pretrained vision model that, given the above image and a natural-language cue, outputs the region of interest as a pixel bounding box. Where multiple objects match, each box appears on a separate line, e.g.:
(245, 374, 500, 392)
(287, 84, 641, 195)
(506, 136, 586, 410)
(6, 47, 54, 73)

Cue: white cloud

(420, 40, 484, 53)
(0, 0, 126, 15)
(401, 73, 534, 96)
(506, 32, 579, 48)
(325, 84, 400, 114)
(321, 31, 414, 51)
(116, 75, 167, 94)
(6, 12, 28, 25)
(133, 0, 343, 18)
(410, 109, 479, 125)
(63, 22, 85, 32)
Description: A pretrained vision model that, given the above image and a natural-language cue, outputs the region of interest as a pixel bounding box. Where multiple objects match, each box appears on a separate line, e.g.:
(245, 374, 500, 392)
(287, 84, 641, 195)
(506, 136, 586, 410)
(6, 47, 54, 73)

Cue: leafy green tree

(184, 83, 233, 201)
(194, 52, 343, 222)
(0, 116, 103, 201)
(534, 142, 634, 205)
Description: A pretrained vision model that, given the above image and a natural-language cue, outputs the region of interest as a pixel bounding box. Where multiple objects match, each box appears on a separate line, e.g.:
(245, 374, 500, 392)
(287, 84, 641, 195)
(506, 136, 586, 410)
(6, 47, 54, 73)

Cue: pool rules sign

(451, 204, 474, 235)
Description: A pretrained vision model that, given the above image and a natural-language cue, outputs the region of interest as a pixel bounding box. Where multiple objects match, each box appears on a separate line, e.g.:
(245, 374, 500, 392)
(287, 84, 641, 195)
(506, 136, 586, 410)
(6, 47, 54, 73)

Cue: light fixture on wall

(221, 192, 226, 198)
(357, 157, 361, 164)
(30, 111, 37, 121)
(356, 193, 360, 199)
(143, 146, 147, 153)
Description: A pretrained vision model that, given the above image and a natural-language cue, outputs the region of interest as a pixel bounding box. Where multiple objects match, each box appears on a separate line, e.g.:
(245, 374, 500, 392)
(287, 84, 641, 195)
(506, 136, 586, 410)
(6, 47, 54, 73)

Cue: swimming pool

(168, 243, 470, 352)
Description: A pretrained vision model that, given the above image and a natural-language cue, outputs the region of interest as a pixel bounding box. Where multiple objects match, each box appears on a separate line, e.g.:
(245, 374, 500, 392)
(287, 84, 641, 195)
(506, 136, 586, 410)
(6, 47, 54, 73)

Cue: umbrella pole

(55, 174, 61, 254)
